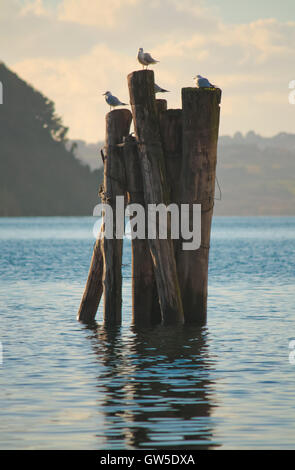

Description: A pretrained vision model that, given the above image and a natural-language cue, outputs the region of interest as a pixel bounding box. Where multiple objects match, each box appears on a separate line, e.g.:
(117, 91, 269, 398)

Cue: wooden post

(78, 81, 221, 328)
(156, 99, 167, 115)
(123, 135, 161, 325)
(177, 88, 221, 324)
(159, 108, 183, 257)
(159, 109, 182, 204)
(128, 70, 184, 325)
(103, 109, 132, 325)
(77, 227, 104, 323)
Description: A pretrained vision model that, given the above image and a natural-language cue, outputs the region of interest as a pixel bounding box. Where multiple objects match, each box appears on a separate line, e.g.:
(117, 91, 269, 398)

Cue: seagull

(154, 83, 170, 93)
(138, 48, 159, 69)
(194, 74, 215, 88)
(102, 91, 127, 110)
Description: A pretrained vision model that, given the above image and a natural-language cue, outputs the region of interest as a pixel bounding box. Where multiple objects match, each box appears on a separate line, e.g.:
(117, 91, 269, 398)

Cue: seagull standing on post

(137, 48, 159, 69)
(102, 91, 127, 110)
(194, 75, 216, 88)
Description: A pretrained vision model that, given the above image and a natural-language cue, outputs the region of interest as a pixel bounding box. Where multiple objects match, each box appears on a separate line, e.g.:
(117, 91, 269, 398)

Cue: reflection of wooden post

(123, 135, 161, 325)
(128, 70, 184, 325)
(103, 109, 132, 325)
(177, 88, 221, 324)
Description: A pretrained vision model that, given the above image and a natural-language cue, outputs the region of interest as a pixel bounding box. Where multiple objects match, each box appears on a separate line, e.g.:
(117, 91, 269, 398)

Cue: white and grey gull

(137, 48, 159, 69)
(102, 91, 127, 110)
(194, 75, 216, 88)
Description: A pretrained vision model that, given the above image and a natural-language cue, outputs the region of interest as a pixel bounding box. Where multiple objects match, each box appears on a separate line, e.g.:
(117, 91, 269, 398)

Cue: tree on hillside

(0, 62, 103, 216)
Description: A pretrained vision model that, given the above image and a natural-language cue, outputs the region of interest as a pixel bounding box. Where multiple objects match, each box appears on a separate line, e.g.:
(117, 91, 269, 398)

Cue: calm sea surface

(0, 216, 294, 449)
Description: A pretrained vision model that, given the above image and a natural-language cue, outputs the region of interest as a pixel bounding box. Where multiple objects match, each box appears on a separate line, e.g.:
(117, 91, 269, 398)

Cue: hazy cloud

(2, 0, 295, 141)
(58, 0, 139, 28)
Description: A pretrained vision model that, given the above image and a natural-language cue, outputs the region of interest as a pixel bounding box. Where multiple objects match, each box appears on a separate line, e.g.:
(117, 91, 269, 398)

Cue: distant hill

(219, 131, 295, 151)
(65, 139, 104, 171)
(215, 131, 295, 215)
(68, 130, 295, 216)
(0, 62, 103, 216)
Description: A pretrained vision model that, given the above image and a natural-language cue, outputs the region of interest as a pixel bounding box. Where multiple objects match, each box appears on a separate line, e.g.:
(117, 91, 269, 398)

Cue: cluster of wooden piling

(78, 70, 221, 326)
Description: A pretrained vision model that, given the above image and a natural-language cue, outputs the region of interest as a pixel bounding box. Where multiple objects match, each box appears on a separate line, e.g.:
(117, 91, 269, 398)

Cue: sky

(1, 0, 295, 142)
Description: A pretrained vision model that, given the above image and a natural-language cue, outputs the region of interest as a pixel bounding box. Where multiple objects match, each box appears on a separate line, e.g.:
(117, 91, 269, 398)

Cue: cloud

(58, 0, 139, 27)
(4, 0, 295, 140)
(20, 0, 50, 17)
(13, 44, 136, 141)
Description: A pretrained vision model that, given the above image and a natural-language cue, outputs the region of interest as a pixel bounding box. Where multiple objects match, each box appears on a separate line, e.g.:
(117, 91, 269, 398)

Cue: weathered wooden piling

(77, 109, 132, 324)
(158, 108, 183, 257)
(128, 70, 184, 325)
(156, 99, 167, 115)
(123, 135, 161, 325)
(159, 108, 183, 204)
(177, 88, 221, 324)
(78, 72, 221, 328)
(102, 109, 132, 324)
(77, 226, 104, 323)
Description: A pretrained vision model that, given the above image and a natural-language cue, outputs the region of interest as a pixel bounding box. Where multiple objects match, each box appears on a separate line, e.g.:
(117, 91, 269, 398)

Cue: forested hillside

(0, 62, 102, 216)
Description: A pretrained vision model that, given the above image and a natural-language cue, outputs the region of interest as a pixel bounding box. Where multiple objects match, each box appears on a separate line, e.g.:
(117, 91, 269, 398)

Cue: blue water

(0, 216, 294, 449)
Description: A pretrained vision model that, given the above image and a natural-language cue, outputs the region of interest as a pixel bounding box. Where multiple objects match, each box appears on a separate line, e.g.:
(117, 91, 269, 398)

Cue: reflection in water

(85, 324, 220, 449)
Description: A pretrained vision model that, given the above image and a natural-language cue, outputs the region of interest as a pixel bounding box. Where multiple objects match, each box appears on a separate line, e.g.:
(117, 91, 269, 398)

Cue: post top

(127, 69, 154, 80)
(182, 86, 222, 93)
(106, 108, 131, 116)
(156, 99, 167, 114)
(182, 87, 222, 104)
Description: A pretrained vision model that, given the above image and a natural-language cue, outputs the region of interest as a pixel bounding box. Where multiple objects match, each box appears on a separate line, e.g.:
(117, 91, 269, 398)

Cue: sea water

(0, 216, 294, 449)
